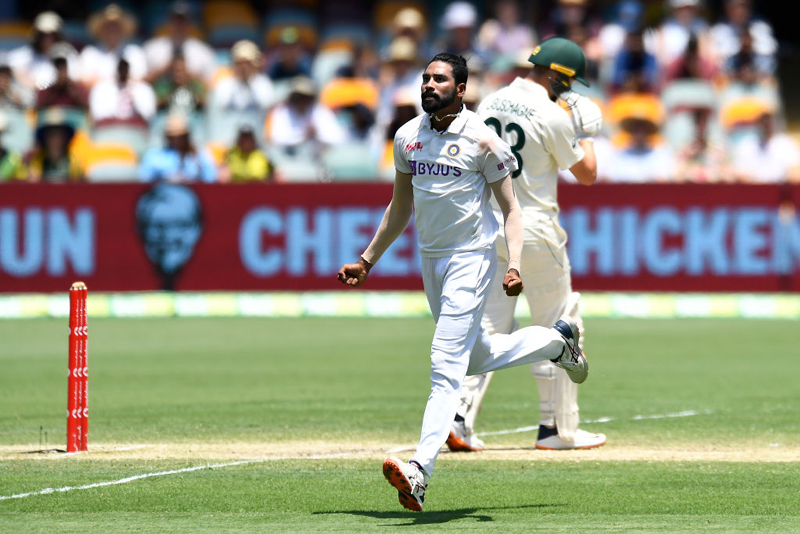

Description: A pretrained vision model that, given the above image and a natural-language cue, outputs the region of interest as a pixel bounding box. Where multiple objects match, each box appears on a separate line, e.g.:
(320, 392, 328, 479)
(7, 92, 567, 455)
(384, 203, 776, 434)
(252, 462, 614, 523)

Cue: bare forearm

(361, 200, 412, 264)
(490, 176, 522, 271)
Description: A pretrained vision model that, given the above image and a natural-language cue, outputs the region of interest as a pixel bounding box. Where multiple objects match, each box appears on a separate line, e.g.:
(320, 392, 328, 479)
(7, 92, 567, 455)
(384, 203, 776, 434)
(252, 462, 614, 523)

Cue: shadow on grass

(315, 503, 563, 526)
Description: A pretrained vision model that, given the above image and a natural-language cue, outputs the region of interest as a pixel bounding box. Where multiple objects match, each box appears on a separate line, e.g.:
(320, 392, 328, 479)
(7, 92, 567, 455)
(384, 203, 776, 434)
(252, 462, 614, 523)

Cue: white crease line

(477, 410, 712, 437)
(0, 450, 374, 502)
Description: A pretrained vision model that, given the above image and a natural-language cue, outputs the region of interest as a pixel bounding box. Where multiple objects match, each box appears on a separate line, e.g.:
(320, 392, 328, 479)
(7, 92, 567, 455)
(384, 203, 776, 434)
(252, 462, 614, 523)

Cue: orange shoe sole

(382, 458, 422, 512)
(445, 431, 483, 452)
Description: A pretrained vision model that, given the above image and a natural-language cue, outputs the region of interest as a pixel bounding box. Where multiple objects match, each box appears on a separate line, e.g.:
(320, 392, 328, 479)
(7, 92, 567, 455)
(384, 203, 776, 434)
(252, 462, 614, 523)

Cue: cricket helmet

(528, 37, 589, 86)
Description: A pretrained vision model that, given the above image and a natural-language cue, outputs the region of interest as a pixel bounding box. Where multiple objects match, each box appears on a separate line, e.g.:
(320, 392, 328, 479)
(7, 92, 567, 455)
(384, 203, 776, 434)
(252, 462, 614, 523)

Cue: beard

(421, 87, 457, 113)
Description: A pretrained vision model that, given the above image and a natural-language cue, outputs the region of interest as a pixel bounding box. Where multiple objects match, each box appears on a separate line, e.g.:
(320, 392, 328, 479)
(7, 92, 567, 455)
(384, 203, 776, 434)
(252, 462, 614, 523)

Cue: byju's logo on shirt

(409, 161, 462, 177)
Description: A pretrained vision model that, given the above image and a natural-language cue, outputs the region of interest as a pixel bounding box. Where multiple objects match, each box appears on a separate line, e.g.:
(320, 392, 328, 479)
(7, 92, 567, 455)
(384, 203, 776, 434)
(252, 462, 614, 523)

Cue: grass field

(1, 316, 799, 532)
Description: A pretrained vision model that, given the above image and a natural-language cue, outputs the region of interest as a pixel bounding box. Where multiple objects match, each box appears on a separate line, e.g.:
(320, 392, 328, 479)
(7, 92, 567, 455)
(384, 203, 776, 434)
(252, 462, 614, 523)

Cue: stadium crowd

(0, 0, 796, 184)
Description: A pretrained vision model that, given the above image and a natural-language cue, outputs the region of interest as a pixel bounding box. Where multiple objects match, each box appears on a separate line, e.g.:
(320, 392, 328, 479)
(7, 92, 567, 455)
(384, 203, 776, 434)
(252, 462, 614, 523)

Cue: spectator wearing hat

(266, 27, 313, 83)
(264, 76, 347, 155)
(7, 11, 79, 90)
(601, 94, 676, 182)
(219, 124, 278, 183)
(139, 112, 216, 182)
(24, 109, 85, 182)
(381, 7, 430, 64)
(476, 0, 536, 67)
(78, 4, 147, 87)
(210, 40, 274, 113)
(375, 36, 423, 136)
(433, 1, 488, 64)
(731, 107, 800, 183)
(143, 1, 216, 84)
(0, 111, 26, 181)
(89, 58, 156, 128)
(36, 54, 89, 111)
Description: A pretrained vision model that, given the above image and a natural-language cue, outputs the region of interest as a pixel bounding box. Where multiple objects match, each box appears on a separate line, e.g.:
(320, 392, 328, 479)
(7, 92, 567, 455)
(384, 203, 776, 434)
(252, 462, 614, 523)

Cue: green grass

(1, 317, 799, 531)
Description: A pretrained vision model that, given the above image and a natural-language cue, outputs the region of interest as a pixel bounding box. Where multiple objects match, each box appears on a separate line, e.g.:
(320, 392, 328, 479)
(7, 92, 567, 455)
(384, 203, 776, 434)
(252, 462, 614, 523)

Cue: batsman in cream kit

(338, 53, 588, 512)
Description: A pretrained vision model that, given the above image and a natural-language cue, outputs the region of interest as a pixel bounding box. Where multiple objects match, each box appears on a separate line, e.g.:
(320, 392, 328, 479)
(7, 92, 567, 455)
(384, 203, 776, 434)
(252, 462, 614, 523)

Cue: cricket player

(338, 53, 588, 512)
(446, 37, 607, 453)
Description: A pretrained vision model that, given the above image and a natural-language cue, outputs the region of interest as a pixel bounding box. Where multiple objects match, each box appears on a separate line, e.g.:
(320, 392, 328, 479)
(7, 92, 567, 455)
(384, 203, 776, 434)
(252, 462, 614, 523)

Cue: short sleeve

(545, 111, 584, 171)
(477, 127, 517, 183)
(392, 130, 412, 174)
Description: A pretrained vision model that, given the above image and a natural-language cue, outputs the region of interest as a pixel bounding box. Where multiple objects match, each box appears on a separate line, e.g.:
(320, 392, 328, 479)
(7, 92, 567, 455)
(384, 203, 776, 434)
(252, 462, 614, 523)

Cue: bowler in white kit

(337, 53, 588, 512)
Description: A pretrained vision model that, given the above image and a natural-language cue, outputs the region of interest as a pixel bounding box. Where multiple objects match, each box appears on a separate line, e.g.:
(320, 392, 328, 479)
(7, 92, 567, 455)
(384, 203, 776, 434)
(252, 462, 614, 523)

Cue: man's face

(421, 61, 461, 113)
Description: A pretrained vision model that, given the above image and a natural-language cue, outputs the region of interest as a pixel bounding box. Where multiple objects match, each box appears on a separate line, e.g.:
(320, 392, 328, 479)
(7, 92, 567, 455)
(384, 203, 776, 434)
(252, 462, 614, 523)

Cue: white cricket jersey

(393, 108, 518, 258)
(477, 78, 584, 216)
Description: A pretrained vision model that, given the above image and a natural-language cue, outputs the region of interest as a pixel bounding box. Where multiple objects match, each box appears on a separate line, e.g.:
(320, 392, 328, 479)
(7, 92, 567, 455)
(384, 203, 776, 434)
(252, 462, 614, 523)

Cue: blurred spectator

(731, 109, 800, 183)
(320, 63, 379, 141)
(210, 40, 274, 112)
(7, 11, 79, 90)
(264, 76, 347, 155)
(609, 29, 660, 94)
(433, 1, 490, 66)
(476, 0, 536, 67)
(89, 59, 156, 128)
(0, 112, 26, 181)
(384, 7, 430, 63)
(218, 124, 278, 183)
(25, 109, 85, 183)
(78, 4, 147, 86)
(540, 0, 603, 50)
(143, 1, 216, 84)
(0, 64, 34, 110)
(598, 0, 645, 66)
(602, 95, 675, 182)
(662, 31, 718, 86)
(651, 0, 713, 69)
(139, 112, 216, 182)
(36, 55, 89, 111)
(377, 87, 418, 180)
(720, 25, 776, 83)
(266, 27, 313, 82)
(674, 107, 731, 182)
(711, 0, 776, 69)
(376, 37, 423, 134)
(153, 54, 206, 114)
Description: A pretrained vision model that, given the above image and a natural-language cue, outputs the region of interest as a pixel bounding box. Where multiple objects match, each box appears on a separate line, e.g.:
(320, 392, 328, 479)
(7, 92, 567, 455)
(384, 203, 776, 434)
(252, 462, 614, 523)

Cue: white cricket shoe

(551, 316, 588, 384)
(383, 457, 428, 512)
(446, 419, 485, 452)
(535, 426, 607, 450)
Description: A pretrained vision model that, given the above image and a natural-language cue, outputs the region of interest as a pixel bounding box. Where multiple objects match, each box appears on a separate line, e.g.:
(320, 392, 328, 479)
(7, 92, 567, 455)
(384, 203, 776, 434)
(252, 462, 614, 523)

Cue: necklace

(430, 104, 463, 124)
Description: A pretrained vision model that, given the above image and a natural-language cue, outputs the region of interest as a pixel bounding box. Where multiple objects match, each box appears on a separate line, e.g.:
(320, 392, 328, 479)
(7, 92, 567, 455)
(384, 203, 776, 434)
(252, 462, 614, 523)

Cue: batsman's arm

(337, 171, 414, 287)
(489, 175, 524, 296)
(570, 140, 597, 185)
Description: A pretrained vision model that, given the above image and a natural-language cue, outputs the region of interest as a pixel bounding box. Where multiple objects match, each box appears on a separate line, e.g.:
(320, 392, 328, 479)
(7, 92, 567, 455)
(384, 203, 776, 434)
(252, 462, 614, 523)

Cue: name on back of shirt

(487, 98, 536, 118)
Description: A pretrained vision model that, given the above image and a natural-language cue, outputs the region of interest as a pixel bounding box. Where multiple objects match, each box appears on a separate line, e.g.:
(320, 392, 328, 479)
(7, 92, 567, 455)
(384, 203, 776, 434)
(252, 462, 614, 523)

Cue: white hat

(669, 0, 701, 8)
(231, 40, 261, 63)
(441, 2, 477, 30)
(34, 11, 63, 33)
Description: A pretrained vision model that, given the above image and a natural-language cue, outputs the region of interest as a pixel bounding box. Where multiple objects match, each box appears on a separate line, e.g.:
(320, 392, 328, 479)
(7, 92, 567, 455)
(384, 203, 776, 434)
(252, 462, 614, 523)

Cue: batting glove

(561, 91, 603, 141)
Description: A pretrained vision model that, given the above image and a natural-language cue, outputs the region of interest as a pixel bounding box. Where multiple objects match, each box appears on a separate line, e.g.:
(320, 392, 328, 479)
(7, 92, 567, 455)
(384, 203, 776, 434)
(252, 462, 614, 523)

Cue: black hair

(427, 53, 468, 86)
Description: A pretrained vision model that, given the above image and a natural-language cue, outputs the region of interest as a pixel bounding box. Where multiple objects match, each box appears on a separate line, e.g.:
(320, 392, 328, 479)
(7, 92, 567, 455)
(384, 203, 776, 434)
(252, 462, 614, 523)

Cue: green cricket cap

(528, 37, 589, 86)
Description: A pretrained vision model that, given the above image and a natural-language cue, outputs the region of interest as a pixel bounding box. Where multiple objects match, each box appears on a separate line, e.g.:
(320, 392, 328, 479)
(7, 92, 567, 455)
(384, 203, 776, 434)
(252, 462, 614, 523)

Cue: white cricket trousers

(409, 248, 565, 477)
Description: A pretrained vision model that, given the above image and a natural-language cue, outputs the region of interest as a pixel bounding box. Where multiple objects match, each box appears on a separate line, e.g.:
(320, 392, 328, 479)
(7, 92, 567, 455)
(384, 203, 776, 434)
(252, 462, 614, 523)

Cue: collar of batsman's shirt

(426, 104, 467, 135)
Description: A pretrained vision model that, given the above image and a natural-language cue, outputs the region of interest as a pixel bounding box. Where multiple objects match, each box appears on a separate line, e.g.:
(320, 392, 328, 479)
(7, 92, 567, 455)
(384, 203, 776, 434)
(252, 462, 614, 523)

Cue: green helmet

(528, 37, 589, 87)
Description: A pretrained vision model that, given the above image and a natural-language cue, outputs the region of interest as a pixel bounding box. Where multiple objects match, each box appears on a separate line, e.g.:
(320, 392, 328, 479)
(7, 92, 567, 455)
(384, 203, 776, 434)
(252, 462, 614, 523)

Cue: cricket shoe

(382, 457, 427, 512)
(446, 419, 485, 452)
(550, 316, 588, 384)
(535, 425, 607, 450)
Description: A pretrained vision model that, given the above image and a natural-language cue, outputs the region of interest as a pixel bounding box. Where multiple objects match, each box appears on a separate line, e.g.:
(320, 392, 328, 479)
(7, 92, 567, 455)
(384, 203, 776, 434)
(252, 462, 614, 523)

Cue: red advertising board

(0, 182, 798, 293)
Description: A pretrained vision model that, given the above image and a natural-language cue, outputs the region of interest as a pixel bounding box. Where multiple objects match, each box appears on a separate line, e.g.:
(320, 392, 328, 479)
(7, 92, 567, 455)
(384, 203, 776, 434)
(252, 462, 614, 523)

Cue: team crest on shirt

(445, 144, 461, 158)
